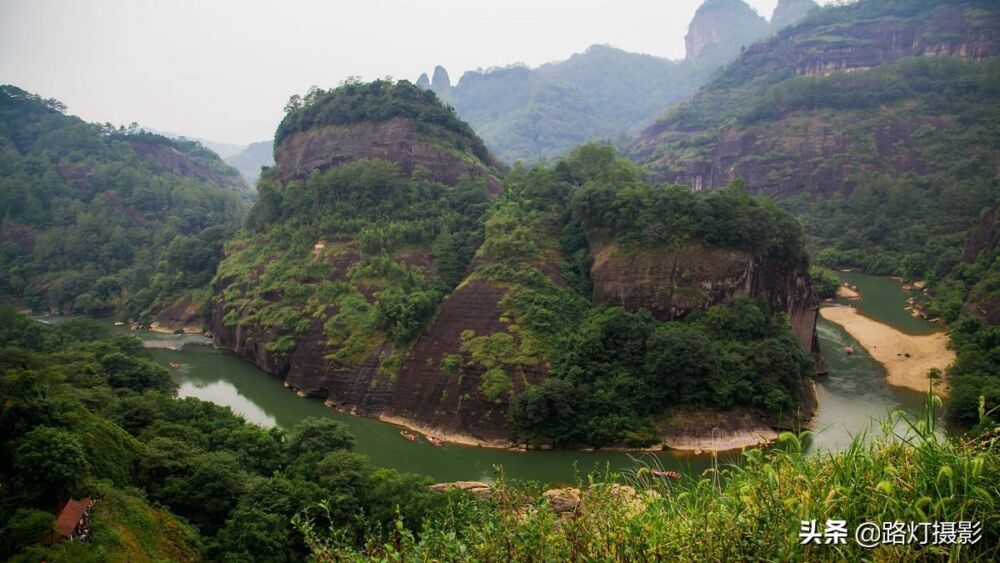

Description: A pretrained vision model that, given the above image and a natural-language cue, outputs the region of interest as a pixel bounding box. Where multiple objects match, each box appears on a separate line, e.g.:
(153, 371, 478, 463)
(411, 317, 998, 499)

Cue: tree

(13, 426, 90, 502)
(285, 418, 356, 464)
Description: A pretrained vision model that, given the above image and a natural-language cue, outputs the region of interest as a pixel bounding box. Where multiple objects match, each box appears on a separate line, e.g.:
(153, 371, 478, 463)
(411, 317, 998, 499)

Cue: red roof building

(46, 497, 94, 544)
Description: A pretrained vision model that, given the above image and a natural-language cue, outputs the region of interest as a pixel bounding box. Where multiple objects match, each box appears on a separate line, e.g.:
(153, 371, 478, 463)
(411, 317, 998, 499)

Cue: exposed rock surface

(128, 139, 247, 192)
(273, 117, 501, 193)
(429, 481, 491, 497)
(631, 1, 1000, 197)
(225, 140, 274, 186)
(770, 0, 817, 31)
(415, 73, 431, 89)
(962, 205, 1000, 325)
(431, 65, 451, 97)
(685, 0, 769, 64)
(589, 240, 819, 355)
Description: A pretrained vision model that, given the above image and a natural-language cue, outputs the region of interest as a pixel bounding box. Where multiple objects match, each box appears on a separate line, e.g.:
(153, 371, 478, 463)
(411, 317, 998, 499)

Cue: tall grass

(297, 391, 999, 561)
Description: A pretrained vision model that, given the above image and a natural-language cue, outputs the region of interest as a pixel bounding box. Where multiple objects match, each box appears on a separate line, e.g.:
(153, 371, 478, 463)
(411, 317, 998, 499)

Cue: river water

(129, 275, 941, 483)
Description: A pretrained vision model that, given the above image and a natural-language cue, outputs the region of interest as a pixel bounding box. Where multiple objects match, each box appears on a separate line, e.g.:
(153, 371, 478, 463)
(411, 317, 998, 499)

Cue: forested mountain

(0, 85, 248, 322)
(223, 1, 819, 181)
(627, 0, 1000, 427)
(416, 0, 817, 162)
(0, 308, 449, 561)
(212, 79, 818, 449)
(225, 140, 274, 185)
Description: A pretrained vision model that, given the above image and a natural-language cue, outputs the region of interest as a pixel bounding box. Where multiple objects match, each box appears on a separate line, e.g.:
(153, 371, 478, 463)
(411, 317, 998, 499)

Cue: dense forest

(3, 0, 1000, 559)
(458, 145, 814, 447)
(628, 0, 1000, 431)
(0, 85, 247, 321)
(0, 307, 454, 561)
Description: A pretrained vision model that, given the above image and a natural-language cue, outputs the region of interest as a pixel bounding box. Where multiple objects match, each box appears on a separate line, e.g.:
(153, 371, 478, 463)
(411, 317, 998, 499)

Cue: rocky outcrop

(150, 296, 204, 334)
(128, 139, 247, 191)
(685, 0, 769, 64)
(431, 65, 451, 97)
(589, 241, 819, 355)
(224, 140, 274, 186)
(416, 73, 431, 89)
(770, 0, 817, 31)
(962, 205, 1000, 325)
(632, 1, 1000, 197)
(272, 117, 501, 193)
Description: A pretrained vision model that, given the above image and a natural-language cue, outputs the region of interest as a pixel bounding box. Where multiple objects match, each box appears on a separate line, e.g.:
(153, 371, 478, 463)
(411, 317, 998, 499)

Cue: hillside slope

(0, 85, 248, 321)
(627, 0, 1000, 429)
(421, 0, 816, 163)
(212, 79, 818, 447)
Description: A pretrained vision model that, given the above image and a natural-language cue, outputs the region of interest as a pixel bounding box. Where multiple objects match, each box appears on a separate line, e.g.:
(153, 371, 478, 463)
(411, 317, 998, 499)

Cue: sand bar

(820, 306, 953, 394)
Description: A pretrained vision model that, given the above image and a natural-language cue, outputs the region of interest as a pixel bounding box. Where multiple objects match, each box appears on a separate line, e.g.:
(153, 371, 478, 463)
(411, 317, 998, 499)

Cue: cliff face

(589, 240, 819, 355)
(685, 0, 769, 64)
(962, 206, 1000, 325)
(273, 117, 501, 193)
(770, 0, 817, 31)
(631, 0, 1000, 197)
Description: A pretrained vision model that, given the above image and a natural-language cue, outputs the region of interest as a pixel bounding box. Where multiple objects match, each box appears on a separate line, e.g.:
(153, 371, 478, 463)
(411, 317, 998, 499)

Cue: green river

(125, 274, 942, 484)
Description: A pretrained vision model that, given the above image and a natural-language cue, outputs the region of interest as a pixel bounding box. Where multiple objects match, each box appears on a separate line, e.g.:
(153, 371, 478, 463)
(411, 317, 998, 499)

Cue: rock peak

(431, 65, 451, 95)
(416, 72, 430, 88)
(771, 0, 818, 30)
(685, 0, 769, 63)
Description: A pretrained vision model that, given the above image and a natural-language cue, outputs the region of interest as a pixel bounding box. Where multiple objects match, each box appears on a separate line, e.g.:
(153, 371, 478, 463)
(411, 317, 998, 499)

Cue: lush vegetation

(219, 157, 491, 370)
(0, 307, 451, 561)
(276, 80, 490, 165)
(458, 145, 814, 447)
(0, 85, 247, 320)
(631, 0, 1000, 434)
(300, 399, 1000, 561)
(446, 46, 718, 163)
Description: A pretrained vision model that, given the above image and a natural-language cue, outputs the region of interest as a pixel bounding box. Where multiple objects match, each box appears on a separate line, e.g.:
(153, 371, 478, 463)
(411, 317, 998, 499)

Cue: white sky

(1, 0, 795, 144)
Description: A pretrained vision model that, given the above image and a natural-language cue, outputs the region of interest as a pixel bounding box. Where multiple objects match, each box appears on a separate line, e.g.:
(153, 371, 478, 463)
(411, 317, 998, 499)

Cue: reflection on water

(836, 271, 936, 335)
(131, 277, 946, 483)
(807, 319, 933, 453)
(153, 345, 719, 483)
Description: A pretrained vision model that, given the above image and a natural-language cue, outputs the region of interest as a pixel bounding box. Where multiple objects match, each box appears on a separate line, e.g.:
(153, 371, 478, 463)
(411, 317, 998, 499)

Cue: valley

(2, 0, 999, 560)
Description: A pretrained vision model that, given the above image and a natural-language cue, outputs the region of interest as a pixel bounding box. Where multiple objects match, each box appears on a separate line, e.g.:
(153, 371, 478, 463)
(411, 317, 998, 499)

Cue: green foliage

(0, 311, 451, 560)
(462, 149, 813, 448)
(480, 368, 513, 403)
(284, 417, 356, 464)
(0, 85, 246, 319)
(448, 45, 722, 162)
(810, 267, 841, 300)
(277, 79, 490, 164)
(218, 157, 490, 371)
(299, 403, 1000, 561)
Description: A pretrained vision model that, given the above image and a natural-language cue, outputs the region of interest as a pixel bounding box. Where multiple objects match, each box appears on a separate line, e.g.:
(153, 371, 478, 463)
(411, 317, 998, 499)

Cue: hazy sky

(2, 0, 794, 145)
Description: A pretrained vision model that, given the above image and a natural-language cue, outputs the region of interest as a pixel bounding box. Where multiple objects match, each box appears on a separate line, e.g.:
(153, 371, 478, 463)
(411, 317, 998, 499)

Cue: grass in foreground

(297, 393, 999, 561)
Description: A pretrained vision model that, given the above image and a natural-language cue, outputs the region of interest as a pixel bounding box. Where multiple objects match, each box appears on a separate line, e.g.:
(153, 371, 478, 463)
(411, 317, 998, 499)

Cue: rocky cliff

(588, 240, 819, 356)
(961, 205, 1000, 325)
(770, 0, 817, 31)
(630, 0, 1000, 197)
(273, 117, 501, 193)
(684, 0, 769, 64)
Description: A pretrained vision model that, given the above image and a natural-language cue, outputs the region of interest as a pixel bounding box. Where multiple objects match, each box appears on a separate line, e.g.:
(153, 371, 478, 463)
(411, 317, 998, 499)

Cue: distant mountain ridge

(413, 0, 816, 162)
(225, 0, 817, 176)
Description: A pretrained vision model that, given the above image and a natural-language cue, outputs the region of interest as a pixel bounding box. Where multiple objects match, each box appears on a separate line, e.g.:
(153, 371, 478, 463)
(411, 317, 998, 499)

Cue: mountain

(212, 79, 817, 448)
(627, 0, 1000, 427)
(141, 127, 246, 159)
(417, 0, 816, 163)
(225, 139, 274, 185)
(770, 0, 819, 30)
(0, 85, 247, 320)
(684, 0, 768, 64)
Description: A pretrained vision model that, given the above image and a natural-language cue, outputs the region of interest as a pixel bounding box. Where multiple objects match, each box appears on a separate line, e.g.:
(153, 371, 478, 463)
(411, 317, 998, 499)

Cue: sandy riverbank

(820, 306, 953, 394)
